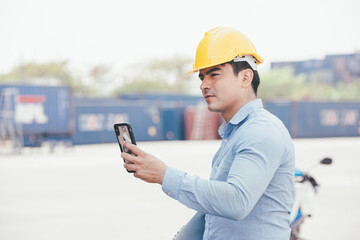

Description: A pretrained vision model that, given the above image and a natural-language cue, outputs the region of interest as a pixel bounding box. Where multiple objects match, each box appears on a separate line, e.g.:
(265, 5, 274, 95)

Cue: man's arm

(122, 126, 286, 221)
(162, 125, 287, 221)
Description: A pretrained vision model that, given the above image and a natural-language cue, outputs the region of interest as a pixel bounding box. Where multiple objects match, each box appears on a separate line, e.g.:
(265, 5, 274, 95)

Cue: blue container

(161, 107, 185, 140)
(119, 92, 204, 105)
(0, 84, 72, 136)
(264, 101, 292, 133)
(72, 98, 162, 145)
(265, 100, 360, 138)
(293, 101, 360, 138)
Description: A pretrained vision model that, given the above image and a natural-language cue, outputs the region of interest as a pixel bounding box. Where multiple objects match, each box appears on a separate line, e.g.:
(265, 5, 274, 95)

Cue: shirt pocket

(212, 147, 236, 181)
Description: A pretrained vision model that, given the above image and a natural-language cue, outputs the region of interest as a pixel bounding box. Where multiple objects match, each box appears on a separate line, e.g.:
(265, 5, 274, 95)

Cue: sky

(1, 0, 360, 75)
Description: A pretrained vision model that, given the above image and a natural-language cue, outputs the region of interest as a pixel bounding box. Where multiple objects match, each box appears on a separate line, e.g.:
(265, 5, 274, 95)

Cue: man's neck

(222, 96, 256, 123)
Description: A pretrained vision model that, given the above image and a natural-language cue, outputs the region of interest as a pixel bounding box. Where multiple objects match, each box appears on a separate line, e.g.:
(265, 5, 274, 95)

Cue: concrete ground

(0, 137, 359, 240)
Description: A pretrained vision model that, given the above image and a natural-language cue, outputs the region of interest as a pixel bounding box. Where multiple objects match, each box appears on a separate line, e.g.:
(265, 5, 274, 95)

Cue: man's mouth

(204, 95, 215, 99)
(203, 90, 216, 99)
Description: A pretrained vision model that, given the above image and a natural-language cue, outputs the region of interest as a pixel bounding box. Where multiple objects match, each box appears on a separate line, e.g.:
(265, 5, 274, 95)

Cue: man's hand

(121, 142, 167, 185)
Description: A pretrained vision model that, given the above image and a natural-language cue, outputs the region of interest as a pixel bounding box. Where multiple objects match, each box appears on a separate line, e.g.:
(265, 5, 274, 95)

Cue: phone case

(114, 122, 137, 173)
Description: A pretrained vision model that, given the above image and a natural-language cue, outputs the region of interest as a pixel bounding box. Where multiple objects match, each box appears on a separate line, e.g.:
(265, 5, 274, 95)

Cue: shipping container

(72, 98, 162, 145)
(265, 100, 360, 138)
(292, 101, 360, 138)
(3, 84, 360, 149)
(118, 92, 203, 105)
(264, 101, 292, 132)
(160, 107, 185, 140)
(0, 84, 72, 146)
(184, 104, 222, 140)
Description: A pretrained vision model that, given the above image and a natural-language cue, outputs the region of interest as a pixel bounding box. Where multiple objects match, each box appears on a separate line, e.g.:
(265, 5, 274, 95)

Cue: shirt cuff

(162, 166, 186, 200)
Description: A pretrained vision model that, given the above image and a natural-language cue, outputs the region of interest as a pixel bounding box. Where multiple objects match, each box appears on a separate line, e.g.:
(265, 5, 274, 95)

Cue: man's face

(199, 63, 244, 120)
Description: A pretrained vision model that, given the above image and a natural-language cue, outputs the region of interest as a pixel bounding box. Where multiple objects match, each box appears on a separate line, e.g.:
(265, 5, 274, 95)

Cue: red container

(184, 105, 222, 140)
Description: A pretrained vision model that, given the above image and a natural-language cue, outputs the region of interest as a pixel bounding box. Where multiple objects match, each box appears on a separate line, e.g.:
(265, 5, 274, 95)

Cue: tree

(147, 54, 193, 86)
(112, 55, 194, 95)
(258, 67, 307, 100)
(3, 58, 358, 100)
(85, 64, 116, 97)
(258, 67, 360, 100)
(0, 61, 89, 96)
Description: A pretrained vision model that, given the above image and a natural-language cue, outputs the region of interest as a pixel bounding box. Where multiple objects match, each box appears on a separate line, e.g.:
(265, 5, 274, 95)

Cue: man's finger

(121, 152, 139, 164)
(123, 142, 144, 156)
(133, 171, 140, 179)
(124, 162, 137, 172)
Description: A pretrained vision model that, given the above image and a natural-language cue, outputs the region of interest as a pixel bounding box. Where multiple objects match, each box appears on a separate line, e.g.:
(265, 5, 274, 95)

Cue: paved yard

(0, 138, 359, 239)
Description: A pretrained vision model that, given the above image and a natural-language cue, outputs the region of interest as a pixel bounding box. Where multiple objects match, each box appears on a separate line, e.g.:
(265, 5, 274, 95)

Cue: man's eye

(211, 73, 220, 77)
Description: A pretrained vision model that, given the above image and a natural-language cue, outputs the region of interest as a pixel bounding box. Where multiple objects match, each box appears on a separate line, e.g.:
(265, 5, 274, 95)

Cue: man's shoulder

(245, 107, 284, 128)
(236, 107, 293, 143)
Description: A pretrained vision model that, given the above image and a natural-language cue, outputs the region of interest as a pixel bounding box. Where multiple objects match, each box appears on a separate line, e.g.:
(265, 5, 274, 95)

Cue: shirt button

(168, 192, 171, 196)
(224, 139, 228, 142)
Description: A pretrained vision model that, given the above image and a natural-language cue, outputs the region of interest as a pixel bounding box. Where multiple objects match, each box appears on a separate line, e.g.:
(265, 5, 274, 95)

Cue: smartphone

(114, 122, 137, 173)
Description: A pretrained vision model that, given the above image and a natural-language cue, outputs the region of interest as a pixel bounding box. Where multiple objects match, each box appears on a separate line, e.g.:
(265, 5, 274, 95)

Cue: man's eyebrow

(206, 67, 221, 75)
(198, 67, 222, 78)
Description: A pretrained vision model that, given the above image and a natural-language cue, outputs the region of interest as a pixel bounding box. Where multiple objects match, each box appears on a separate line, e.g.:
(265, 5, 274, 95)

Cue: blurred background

(1, 0, 360, 239)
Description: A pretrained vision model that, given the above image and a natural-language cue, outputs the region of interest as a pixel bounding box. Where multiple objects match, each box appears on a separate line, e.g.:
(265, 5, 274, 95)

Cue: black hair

(227, 61, 260, 96)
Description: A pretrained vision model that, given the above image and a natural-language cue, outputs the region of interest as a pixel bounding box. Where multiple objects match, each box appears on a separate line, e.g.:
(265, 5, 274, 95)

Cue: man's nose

(200, 77, 211, 91)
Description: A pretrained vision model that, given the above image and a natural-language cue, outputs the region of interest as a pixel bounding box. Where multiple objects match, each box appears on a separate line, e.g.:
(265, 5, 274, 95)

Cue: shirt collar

(229, 98, 263, 125)
(218, 98, 263, 138)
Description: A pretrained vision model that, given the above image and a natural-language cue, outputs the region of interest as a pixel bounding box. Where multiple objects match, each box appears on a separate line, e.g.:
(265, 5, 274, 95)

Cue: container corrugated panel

(184, 105, 222, 140)
(119, 93, 204, 105)
(161, 107, 185, 140)
(72, 98, 162, 145)
(0, 84, 72, 135)
(292, 101, 360, 138)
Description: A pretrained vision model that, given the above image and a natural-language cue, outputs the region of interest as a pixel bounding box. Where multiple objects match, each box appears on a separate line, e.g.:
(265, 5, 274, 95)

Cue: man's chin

(206, 104, 220, 113)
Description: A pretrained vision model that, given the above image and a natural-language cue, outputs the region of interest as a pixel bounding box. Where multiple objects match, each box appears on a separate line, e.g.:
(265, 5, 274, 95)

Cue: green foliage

(335, 81, 360, 100)
(1, 59, 359, 100)
(258, 68, 307, 100)
(147, 55, 193, 84)
(85, 64, 115, 97)
(112, 55, 194, 95)
(258, 67, 360, 100)
(0, 61, 90, 96)
(0, 61, 72, 84)
(115, 76, 184, 94)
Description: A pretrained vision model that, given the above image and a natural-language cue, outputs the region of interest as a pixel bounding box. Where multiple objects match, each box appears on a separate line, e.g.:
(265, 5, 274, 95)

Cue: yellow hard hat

(188, 27, 264, 74)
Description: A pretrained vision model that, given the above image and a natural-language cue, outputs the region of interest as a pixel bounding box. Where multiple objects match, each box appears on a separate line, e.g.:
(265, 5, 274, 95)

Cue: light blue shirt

(163, 99, 295, 240)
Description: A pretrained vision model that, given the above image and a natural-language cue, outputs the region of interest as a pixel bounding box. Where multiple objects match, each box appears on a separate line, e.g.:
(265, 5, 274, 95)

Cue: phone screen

(114, 123, 136, 173)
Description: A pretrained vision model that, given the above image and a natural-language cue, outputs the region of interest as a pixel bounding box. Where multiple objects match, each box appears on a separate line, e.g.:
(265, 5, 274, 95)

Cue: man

(122, 27, 295, 240)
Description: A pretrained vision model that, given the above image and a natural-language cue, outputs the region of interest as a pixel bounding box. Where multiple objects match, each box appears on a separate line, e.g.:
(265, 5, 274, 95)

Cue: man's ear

(239, 69, 254, 88)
